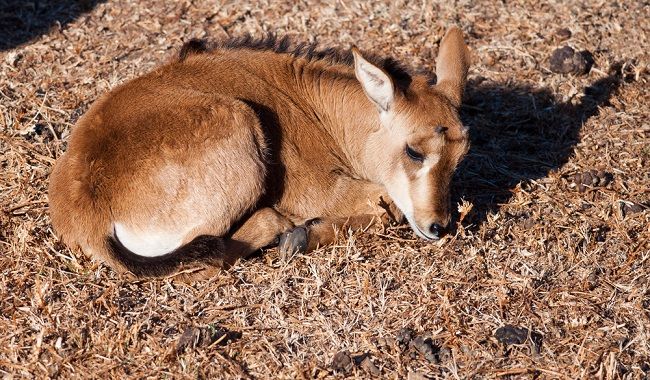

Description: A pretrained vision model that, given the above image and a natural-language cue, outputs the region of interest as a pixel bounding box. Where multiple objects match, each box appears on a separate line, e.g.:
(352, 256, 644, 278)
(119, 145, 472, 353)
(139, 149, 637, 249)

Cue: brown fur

(48, 27, 471, 279)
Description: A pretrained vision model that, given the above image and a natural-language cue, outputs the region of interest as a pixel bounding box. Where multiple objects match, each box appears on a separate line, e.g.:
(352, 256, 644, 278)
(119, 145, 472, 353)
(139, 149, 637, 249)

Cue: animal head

(354, 27, 471, 240)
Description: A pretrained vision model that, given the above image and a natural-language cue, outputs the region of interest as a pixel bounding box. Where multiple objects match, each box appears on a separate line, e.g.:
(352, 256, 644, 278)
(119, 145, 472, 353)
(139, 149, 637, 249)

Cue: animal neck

(299, 64, 386, 183)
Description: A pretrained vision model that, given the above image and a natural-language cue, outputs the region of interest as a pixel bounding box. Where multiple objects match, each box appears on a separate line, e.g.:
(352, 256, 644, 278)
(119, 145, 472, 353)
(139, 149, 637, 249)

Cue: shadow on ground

(0, 0, 105, 51)
(454, 71, 623, 227)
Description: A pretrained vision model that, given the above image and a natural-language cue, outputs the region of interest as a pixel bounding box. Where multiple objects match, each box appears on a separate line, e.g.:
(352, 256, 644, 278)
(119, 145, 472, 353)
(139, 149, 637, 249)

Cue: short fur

(49, 27, 471, 279)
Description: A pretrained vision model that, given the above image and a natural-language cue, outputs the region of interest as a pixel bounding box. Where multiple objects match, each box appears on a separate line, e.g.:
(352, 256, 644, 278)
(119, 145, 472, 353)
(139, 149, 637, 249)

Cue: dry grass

(1, 0, 649, 378)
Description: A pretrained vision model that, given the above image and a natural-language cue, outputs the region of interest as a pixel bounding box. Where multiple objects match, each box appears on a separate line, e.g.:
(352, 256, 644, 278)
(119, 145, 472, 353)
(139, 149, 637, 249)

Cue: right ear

(352, 47, 395, 112)
(435, 27, 471, 108)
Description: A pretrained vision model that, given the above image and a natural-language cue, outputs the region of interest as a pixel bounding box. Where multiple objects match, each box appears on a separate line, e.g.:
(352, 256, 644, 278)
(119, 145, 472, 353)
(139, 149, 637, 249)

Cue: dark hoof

(278, 226, 308, 258)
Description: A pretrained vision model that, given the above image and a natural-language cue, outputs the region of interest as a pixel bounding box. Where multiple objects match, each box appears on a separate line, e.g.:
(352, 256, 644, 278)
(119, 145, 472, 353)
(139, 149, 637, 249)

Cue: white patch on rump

(113, 222, 184, 257)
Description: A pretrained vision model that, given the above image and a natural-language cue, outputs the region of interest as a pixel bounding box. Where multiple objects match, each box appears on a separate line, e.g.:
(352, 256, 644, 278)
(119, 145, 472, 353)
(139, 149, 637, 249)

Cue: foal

(49, 27, 471, 278)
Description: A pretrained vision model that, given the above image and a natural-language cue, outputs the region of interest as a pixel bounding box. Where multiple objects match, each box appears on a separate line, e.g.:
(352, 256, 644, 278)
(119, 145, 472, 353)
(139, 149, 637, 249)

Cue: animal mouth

(405, 215, 440, 241)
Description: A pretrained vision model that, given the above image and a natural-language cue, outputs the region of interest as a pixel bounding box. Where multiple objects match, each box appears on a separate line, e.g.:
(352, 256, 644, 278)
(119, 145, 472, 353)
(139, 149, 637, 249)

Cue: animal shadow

(454, 71, 623, 227)
(0, 0, 105, 51)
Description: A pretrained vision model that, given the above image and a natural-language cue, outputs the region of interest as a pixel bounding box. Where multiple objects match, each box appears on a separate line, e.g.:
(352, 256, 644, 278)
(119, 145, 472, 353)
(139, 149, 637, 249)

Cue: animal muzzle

(411, 205, 452, 241)
(408, 214, 450, 241)
(427, 222, 447, 240)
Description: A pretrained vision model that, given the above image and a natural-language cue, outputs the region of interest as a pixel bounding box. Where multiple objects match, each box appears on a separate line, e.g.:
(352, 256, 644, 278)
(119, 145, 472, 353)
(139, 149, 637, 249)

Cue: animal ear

(435, 27, 471, 108)
(352, 47, 395, 112)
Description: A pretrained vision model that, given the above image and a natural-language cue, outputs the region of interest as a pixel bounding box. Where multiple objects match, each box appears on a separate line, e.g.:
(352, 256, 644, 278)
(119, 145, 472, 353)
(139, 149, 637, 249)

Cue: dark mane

(178, 34, 415, 90)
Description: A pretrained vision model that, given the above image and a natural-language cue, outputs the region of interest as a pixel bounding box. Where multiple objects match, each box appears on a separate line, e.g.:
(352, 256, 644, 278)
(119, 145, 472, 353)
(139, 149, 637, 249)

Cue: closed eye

(405, 145, 424, 163)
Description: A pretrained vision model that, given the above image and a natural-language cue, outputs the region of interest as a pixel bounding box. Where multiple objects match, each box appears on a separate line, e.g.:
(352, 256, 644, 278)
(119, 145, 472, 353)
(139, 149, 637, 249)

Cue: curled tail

(106, 232, 227, 278)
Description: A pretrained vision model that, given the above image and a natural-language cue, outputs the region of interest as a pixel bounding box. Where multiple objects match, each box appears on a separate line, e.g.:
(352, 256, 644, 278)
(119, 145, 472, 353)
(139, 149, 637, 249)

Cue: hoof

(278, 226, 308, 258)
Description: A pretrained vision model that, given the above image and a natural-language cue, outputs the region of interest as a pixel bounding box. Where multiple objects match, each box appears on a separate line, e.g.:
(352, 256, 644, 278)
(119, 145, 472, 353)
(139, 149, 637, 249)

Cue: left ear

(352, 47, 395, 112)
(435, 27, 471, 108)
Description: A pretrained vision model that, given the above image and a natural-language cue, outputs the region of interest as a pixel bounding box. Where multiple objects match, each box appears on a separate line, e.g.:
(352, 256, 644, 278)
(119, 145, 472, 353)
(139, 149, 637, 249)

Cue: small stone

(495, 325, 529, 346)
(396, 328, 414, 346)
(586, 271, 599, 290)
(495, 325, 543, 350)
(620, 201, 646, 217)
(407, 372, 429, 380)
(570, 170, 613, 192)
(176, 326, 201, 353)
(591, 169, 611, 186)
(360, 356, 381, 376)
(409, 335, 439, 363)
(556, 28, 572, 40)
(438, 347, 452, 363)
(573, 172, 583, 185)
(331, 351, 354, 373)
(549, 46, 590, 74)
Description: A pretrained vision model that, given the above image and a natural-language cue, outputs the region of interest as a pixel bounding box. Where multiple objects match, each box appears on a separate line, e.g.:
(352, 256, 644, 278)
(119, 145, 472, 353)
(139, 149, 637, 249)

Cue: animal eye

(435, 125, 448, 134)
(405, 145, 424, 163)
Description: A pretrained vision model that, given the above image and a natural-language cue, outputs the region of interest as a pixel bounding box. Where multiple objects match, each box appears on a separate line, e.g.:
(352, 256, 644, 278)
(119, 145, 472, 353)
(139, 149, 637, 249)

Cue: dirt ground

(1, 0, 649, 378)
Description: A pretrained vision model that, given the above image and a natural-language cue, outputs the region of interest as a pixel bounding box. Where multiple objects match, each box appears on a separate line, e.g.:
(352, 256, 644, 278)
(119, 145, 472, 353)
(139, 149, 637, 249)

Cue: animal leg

(222, 207, 294, 264)
(278, 214, 380, 257)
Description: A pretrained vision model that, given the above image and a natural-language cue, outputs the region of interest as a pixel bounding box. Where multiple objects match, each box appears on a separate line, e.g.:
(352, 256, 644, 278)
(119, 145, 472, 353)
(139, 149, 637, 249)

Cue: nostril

(429, 223, 443, 238)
